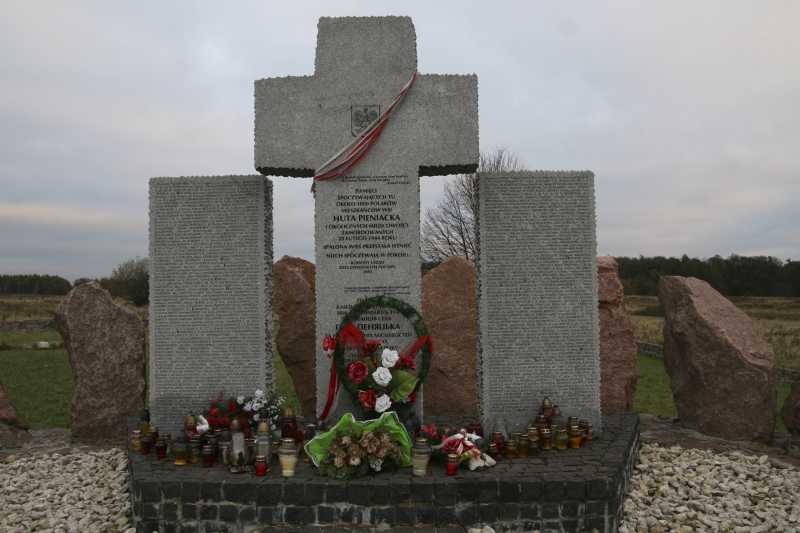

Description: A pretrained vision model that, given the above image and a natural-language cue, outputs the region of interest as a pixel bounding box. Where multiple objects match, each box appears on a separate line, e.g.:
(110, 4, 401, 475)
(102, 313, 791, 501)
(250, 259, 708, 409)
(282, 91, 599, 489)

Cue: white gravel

(1, 442, 798, 532)
(0, 448, 131, 533)
(622, 443, 800, 533)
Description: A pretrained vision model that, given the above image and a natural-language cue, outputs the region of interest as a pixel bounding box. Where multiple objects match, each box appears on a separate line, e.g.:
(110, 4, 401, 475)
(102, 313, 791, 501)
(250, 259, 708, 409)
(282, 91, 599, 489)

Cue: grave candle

(154, 437, 167, 460)
(278, 438, 298, 477)
(202, 444, 215, 467)
(538, 427, 552, 450)
(256, 422, 272, 461)
(254, 455, 267, 477)
(412, 437, 432, 477)
(172, 441, 187, 466)
(568, 427, 582, 449)
(446, 453, 459, 476)
(130, 430, 141, 453)
(555, 429, 568, 450)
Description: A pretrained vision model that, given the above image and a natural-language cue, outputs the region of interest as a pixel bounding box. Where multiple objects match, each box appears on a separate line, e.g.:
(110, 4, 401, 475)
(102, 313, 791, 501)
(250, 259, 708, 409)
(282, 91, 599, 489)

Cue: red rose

(209, 407, 220, 418)
(358, 389, 376, 411)
(346, 361, 369, 384)
(322, 335, 336, 355)
(397, 354, 416, 370)
(227, 399, 237, 414)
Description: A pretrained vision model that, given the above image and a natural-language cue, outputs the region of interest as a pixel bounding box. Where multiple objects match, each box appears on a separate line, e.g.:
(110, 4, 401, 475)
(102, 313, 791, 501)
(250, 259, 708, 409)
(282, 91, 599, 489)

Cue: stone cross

(255, 16, 478, 417)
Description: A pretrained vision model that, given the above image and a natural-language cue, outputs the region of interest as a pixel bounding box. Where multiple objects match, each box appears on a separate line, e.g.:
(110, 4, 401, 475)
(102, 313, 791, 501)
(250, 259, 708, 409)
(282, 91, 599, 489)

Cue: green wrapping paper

(304, 411, 413, 468)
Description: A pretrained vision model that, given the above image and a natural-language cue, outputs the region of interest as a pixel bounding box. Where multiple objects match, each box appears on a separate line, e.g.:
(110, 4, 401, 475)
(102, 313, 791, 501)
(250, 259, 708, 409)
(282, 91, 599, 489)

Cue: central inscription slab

(254, 16, 479, 418)
(316, 170, 420, 415)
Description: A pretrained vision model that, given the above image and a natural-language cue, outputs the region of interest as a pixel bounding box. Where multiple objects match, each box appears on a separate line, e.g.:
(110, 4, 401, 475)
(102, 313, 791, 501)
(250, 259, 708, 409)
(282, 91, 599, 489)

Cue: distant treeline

(617, 255, 800, 297)
(1, 257, 149, 305)
(0, 274, 72, 295)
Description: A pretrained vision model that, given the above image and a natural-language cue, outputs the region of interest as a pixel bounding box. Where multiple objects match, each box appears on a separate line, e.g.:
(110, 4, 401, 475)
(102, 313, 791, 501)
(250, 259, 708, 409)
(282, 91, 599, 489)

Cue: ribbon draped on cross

(311, 70, 418, 192)
(319, 322, 431, 421)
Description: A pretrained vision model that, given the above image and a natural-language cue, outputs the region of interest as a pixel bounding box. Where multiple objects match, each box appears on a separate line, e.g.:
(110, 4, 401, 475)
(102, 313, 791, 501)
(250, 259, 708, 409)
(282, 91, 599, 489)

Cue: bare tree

(421, 149, 525, 262)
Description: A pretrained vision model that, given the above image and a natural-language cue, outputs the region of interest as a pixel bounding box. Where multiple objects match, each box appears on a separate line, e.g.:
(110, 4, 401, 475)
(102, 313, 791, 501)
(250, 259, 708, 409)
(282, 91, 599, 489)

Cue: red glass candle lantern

(446, 453, 459, 476)
(202, 444, 215, 468)
(254, 455, 268, 477)
(154, 437, 167, 460)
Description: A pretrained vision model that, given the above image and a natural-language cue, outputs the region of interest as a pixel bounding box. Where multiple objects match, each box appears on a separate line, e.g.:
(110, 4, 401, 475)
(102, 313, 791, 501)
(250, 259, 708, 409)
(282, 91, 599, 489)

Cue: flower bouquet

(434, 428, 496, 471)
(325, 322, 426, 420)
(202, 389, 284, 437)
(305, 412, 413, 479)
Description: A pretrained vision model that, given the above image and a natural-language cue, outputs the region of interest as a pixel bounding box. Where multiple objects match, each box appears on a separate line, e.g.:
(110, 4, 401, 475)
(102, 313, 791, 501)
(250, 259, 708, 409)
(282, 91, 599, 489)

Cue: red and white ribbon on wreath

(318, 322, 430, 422)
(311, 70, 418, 192)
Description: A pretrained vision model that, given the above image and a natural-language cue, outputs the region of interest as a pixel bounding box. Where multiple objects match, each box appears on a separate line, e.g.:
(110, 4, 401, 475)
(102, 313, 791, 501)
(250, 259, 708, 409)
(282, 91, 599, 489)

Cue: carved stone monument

(255, 17, 478, 416)
(148, 176, 273, 434)
(477, 171, 602, 433)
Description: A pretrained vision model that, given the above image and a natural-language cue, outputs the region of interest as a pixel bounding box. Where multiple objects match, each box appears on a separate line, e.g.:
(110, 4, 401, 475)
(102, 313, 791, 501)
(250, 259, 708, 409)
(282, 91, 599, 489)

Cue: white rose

(375, 394, 392, 413)
(254, 389, 264, 398)
(372, 367, 392, 387)
(381, 348, 399, 368)
(237, 395, 245, 405)
(253, 413, 260, 421)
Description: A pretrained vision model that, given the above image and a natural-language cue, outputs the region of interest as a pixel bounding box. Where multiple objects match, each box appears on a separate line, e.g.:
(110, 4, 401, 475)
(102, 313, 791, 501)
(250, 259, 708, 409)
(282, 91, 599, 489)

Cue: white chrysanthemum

(375, 394, 392, 413)
(254, 389, 264, 398)
(253, 413, 260, 421)
(370, 458, 383, 472)
(381, 348, 399, 368)
(237, 395, 245, 405)
(243, 401, 253, 412)
(372, 367, 392, 386)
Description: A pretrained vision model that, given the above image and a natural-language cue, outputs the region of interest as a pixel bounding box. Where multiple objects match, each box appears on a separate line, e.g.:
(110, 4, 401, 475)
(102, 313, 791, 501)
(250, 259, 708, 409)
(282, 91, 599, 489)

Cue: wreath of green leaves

(334, 295, 432, 412)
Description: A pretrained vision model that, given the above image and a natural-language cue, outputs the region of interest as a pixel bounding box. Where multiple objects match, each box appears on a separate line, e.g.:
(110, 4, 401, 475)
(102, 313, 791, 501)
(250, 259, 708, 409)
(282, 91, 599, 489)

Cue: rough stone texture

(782, 381, 800, 435)
(149, 176, 273, 436)
(255, 17, 479, 418)
(477, 171, 601, 434)
(272, 256, 316, 418)
(421, 256, 478, 417)
(129, 413, 639, 533)
(255, 17, 479, 178)
(598, 256, 638, 412)
(0, 382, 30, 447)
(658, 276, 776, 441)
(54, 282, 145, 442)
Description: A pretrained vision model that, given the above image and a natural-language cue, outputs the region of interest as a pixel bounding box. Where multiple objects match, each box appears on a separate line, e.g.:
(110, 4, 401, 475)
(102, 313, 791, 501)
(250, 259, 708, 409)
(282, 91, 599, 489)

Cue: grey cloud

(1, 1, 798, 281)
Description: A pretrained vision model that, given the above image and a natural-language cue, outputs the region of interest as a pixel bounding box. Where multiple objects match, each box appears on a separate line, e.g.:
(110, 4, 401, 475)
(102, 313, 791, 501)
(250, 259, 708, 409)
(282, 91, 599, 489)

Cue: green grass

(634, 354, 793, 433)
(0, 349, 73, 428)
(628, 295, 800, 369)
(0, 343, 302, 429)
(0, 295, 62, 322)
(273, 352, 302, 416)
(0, 328, 63, 349)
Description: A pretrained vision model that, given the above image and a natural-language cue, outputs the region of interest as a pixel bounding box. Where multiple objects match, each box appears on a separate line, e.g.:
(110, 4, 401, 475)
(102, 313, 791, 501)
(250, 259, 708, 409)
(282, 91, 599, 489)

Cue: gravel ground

(1, 441, 799, 532)
(621, 443, 800, 533)
(0, 448, 131, 533)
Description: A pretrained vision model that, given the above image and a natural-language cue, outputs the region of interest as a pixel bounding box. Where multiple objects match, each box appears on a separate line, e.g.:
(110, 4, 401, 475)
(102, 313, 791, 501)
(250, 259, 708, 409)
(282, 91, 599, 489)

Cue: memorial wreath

(320, 295, 432, 420)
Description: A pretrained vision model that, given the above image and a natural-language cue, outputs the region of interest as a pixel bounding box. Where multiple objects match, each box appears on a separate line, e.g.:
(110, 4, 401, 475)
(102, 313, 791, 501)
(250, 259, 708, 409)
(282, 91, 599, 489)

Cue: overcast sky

(1, 1, 798, 281)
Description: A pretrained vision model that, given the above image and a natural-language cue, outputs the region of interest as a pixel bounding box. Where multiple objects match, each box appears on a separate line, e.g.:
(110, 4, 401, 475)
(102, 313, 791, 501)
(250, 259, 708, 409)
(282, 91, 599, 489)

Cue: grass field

(0, 295, 62, 322)
(627, 295, 800, 370)
(0, 294, 797, 432)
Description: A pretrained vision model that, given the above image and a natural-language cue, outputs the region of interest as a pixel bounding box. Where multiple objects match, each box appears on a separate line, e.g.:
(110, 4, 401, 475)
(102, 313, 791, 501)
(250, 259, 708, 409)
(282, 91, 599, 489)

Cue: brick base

(129, 413, 639, 532)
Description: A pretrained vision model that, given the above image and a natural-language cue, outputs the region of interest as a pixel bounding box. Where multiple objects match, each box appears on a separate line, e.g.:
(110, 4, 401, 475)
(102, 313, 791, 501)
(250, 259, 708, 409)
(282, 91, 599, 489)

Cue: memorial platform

(128, 413, 639, 533)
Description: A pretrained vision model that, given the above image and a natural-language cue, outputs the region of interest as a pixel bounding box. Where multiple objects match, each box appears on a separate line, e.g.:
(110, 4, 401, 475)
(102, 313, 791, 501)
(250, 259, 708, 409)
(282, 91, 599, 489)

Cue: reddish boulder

(54, 282, 146, 442)
(783, 382, 800, 435)
(659, 276, 776, 441)
(598, 256, 638, 412)
(421, 257, 478, 417)
(273, 256, 316, 418)
(0, 382, 30, 447)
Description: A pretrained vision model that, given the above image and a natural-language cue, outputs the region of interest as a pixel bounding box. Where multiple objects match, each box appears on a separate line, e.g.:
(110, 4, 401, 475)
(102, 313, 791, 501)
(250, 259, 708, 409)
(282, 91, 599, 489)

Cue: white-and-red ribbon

(312, 70, 418, 192)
